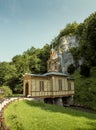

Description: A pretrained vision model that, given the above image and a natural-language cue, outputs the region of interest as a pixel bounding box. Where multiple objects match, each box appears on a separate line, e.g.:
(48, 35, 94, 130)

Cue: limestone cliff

(57, 36, 79, 73)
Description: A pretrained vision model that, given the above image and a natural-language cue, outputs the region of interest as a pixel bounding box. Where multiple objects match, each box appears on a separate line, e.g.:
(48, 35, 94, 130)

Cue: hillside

(72, 67, 96, 110)
(52, 12, 96, 110)
(4, 100, 96, 130)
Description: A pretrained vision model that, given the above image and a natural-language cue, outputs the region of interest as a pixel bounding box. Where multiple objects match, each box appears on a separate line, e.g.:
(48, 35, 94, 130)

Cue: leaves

(0, 44, 50, 93)
(79, 12, 96, 66)
(0, 62, 16, 86)
(0, 86, 12, 98)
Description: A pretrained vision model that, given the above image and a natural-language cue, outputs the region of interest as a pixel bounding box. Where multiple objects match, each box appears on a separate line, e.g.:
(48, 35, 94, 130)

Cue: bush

(72, 68, 96, 110)
(0, 86, 12, 98)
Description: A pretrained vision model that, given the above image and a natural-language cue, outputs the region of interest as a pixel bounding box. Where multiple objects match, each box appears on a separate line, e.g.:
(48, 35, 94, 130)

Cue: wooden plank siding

(23, 74, 74, 98)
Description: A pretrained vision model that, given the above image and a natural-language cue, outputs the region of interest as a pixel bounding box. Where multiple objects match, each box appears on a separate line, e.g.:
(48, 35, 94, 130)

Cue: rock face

(58, 36, 79, 73)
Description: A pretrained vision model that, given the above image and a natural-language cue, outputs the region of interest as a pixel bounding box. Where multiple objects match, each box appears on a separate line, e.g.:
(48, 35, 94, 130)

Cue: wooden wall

(23, 75, 74, 98)
(31, 77, 52, 97)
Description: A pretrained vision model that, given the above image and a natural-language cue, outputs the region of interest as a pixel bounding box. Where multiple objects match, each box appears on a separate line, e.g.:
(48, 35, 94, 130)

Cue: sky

(0, 0, 96, 62)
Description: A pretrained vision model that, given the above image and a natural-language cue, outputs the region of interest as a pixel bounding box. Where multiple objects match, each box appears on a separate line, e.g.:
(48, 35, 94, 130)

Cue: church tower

(47, 48, 61, 72)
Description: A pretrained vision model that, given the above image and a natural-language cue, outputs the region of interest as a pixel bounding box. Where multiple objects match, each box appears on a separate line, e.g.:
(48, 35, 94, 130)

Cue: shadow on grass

(5, 99, 96, 130)
(24, 100, 96, 119)
(23, 100, 96, 130)
(76, 129, 96, 130)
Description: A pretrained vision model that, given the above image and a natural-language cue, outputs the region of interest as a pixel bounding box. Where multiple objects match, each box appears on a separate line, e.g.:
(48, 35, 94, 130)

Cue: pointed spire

(50, 44, 57, 59)
(47, 44, 60, 72)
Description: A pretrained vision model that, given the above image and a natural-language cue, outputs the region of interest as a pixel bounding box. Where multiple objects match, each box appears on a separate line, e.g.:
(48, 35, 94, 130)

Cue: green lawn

(4, 100, 96, 130)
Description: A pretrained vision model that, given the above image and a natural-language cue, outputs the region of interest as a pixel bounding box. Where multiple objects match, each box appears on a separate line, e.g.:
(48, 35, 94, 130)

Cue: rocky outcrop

(58, 36, 79, 73)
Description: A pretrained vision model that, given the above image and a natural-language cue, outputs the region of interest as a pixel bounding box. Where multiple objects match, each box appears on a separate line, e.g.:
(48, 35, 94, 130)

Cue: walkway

(0, 97, 19, 112)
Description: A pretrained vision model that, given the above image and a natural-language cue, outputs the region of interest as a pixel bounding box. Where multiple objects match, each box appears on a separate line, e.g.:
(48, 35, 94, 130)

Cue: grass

(4, 100, 96, 130)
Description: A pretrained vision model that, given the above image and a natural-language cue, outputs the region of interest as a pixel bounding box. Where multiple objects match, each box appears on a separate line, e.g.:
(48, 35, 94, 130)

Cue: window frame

(58, 79, 62, 91)
(40, 81, 44, 91)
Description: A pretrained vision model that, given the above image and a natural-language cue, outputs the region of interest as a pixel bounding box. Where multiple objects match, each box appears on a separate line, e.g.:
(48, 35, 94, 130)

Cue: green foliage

(72, 67, 96, 110)
(38, 44, 50, 73)
(28, 44, 50, 74)
(51, 36, 59, 48)
(0, 11, 96, 113)
(76, 23, 84, 36)
(7, 76, 22, 94)
(23, 46, 36, 55)
(67, 64, 75, 74)
(79, 12, 96, 66)
(59, 22, 79, 36)
(69, 47, 80, 61)
(51, 22, 79, 48)
(4, 100, 96, 130)
(12, 54, 30, 74)
(0, 62, 17, 86)
(0, 86, 12, 98)
(69, 12, 96, 77)
(29, 54, 41, 73)
(69, 47, 81, 69)
(0, 44, 50, 94)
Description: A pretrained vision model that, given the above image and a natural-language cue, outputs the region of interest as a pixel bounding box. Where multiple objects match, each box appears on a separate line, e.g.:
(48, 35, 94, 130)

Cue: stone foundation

(44, 96, 73, 106)
(62, 96, 73, 106)
(54, 97, 63, 106)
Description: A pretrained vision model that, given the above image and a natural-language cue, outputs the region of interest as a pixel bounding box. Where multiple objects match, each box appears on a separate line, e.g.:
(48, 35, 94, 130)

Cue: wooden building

(23, 48, 74, 105)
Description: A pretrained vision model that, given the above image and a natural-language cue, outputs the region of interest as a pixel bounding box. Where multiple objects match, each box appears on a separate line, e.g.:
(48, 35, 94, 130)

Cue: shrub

(0, 86, 12, 98)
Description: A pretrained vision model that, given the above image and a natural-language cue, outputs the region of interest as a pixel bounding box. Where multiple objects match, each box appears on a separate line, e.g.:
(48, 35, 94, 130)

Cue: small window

(58, 79, 62, 91)
(40, 81, 44, 91)
(68, 81, 71, 90)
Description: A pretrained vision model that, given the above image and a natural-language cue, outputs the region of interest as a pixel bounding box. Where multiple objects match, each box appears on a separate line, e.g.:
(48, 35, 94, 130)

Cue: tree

(79, 12, 96, 66)
(11, 54, 30, 93)
(29, 54, 41, 73)
(29, 44, 50, 74)
(0, 62, 16, 86)
(12, 54, 30, 74)
(23, 46, 36, 55)
(51, 22, 79, 48)
(76, 23, 84, 36)
(59, 22, 79, 37)
(38, 44, 50, 73)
